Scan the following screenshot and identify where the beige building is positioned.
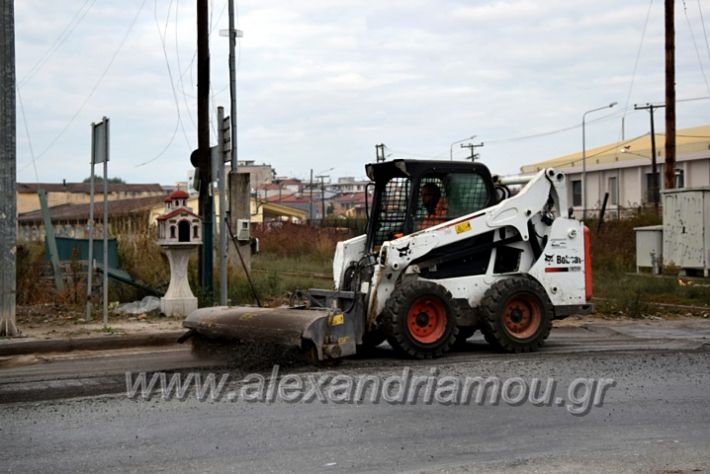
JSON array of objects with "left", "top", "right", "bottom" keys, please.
[
  {"left": 521, "top": 124, "right": 710, "bottom": 218},
  {"left": 18, "top": 195, "right": 165, "bottom": 241},
  {"left": 148, "top": 195, "right": 306, "bottom": 226},
  {"left": 16, "top": 182, "right": 164, "bottom": 215}
]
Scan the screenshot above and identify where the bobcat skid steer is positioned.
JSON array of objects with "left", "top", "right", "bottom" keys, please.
[{"left": 183, "top": 159, "right": 592, "bottom": 360}]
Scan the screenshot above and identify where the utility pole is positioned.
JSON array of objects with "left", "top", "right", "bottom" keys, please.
[
  {"left": 197, "top": 0, "right": 213, "bottom": 301},
  {"left": 634, "top": 103, "right": 664, "bottom": 214},
  {"left": 664, "top": 0, "right": 676, "bottom": 190},
  {"left": 217, "top": 107, "right": 229, "bottom": 306},
  {"left": 460, "top": 141, "right": 484, "bottom": 161},
  {"left": 0, "top": 0, "right": 18, "bottom": 336},
  {"left": 316, "top": 175, "right": 329, "bottom": 221},
  {"left": 227, "top": 0, "right": 239, "bottom": 171},
  {"left": 309, "top": 169, "right": 314, "bottom": 222}
]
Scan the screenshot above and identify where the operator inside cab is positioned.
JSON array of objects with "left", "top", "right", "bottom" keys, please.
[{"left": 418, "top": 182, "right": 447, "bottom": 229}]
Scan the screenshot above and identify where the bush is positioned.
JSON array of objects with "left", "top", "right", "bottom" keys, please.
[
  {"left": 586, "top": 209, "right": 661, "bottom": 274},
  {"left": 252, "top": 223, "right": 352, "bottom": 261},
  {"left": 16, "top": 242, "right": 54, "bottom": 304}
]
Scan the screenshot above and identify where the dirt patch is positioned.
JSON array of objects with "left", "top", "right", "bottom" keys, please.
[
  {"left": 12, "top": 304, "right": 183, "bottom": 340},
  {"left": 553, "top": 313, "right": 709, "bottom": 328}
]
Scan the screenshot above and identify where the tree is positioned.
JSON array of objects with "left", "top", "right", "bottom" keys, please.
[{"left": 83, "top": 176, "right": 126, "bottom": 184}]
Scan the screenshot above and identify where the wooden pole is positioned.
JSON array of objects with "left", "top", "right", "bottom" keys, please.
[{"left": 664, "top": 0, "right": 676, "bottom": 190}]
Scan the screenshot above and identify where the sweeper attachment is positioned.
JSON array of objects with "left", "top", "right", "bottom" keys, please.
[{"left": 182, "top": 159, "right": 592, "bottom": 360}]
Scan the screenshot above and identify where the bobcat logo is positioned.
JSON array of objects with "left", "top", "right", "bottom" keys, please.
[{"left": 544, "top": 254, "right": 554, "bottom": 263}]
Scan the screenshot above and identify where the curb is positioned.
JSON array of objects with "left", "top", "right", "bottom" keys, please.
[{"left": 0, "top": 330, "right": 187, "bottom": 356}]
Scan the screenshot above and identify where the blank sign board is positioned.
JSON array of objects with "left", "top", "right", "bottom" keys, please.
[{"left": 92, "top": 118, "right": 110, "bottom": 164}]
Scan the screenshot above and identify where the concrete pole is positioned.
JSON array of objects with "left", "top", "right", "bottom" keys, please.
[
  {"left": 0, "top": 0, "right": 18, "bottom": 337},
  {"left": 228, "top": 170, "right": 251, "bottom": 274}
]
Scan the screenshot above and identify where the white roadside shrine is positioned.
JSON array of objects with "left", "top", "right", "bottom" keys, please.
[{"left": 156, "top": 190, "right": 201, "bottom": 317}]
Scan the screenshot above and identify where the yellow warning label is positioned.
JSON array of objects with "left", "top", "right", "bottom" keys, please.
[
  {"left": 337, "top": 336, "right": 349, "bottom": 345},
  {"left": 329, "top": 313, "right": 345, "bottom": 326},
  {"left": 455, "top": 221, "right": 472, "bottom": 234}
]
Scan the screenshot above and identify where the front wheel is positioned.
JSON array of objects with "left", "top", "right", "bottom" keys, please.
[
  {"left": 383, "top": 280, "right": 458, "bottom": 359},
  {"left": 480, "top": 277, "right": 553, "bottom": 353}
]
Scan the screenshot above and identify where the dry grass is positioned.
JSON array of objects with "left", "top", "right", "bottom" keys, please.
[
  {"left": 19, "top": 215, "right": 708, "bottom": 317},
  {"left": 252, "top": 222, "right": 351, "bottom": 261},
  {"left": 587, "top": 209, "right": 661, "bottom": 274},
  {"left": 586, "top": 211, "right": 710, "bottom": 316}
]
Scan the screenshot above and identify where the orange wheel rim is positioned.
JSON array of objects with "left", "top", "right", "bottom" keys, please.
[
  {"left": 502, "top": 295, "right": 541, "bottom": 339},
  {"left": 406, "top": 296, "right": 447, "bottom": 344}
]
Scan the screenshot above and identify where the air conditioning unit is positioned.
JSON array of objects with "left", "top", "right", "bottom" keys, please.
[{"left": 236, "top": 219, "right": 250, "bottom": 241}]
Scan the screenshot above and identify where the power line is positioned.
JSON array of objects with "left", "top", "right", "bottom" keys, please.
[
  {"left": 698, "top": 0, "right": 710, "bottom": 65},
  {"left": 153, "top": 0, "right": 193, "bottom": 152},
  {"left": 19, "top": 0, "right": 97, "bottom": 87},
  {"left": 485, "top": 109, "right": 626, "bottom": 145},
  {"left": 134, "top": 117, "right": 181, "bottom": 167},
  {"left": 175, "top": 0, "right": 197, "bottom": 131},
  {"left": 16, "top": 88, "right": 40, "bottom": 183},
  {"left": 682, "top": 0, "right": 710, "bottom": 94},
  {"left": 485, "top": 96, "right": 710, "bottom": 147},
  {"left": 620, "top": 0, "right": 655, "bottom": 140},
  {"left": 19, "top": 0, "right": 148, "bottom": 172},
  {"left": 530, "top": 133, "right": 650, "bottom": 171}
]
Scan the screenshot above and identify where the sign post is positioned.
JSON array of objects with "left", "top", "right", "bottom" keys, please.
[{"left": 89, "top": 117, "right": 110, "bottom": 327}]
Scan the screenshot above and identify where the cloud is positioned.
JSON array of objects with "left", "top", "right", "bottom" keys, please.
[{"left": 13, "top": 0, "right": 710, "bottom": 185}]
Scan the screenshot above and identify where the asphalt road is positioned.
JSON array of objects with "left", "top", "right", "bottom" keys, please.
[{"left": 1, "top": 320, "right": 710, "bottom": 473}]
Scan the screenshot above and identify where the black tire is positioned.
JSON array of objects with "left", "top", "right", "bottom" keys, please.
[
  {"left": 480, "top": 276, "right": 553, "bottom": 353},
  {"left": 383, "top": 279, "right": 459, "bottom": 359}
]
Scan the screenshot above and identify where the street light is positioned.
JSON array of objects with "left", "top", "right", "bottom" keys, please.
[
  {"left": 450, "top": 135, "right": 476, "bottom": 161},
  {"left": 582, "top": 102, "right": 617, "bottom": 219}
]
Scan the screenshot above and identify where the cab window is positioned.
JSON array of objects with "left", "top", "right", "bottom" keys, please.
[{"left": 414, "top": 172, "right": 490, "bottom": 230}]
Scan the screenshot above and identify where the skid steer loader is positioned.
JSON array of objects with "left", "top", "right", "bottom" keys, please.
[{"left": 183, "top": 159, "right": 592, "bottom": 360}]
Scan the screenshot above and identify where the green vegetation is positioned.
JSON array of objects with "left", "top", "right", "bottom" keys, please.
[{"left": 82, "top": 176, "right": 126, "bottom": 184}]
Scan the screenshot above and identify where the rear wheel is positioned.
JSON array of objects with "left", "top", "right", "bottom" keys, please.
[
  {"left": 480, "top": 277, "right": 552, "bottom": 353},
  {"left": 383, "top": 280, "right": 458, "bottom": 359}
]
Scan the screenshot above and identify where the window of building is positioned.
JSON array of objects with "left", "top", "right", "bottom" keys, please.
[
  {"left": 608, "top": 177, "right": 618, "bottom": 205},
  {"left": 572, "top": 180, "right": 582, "bottom": 207}
]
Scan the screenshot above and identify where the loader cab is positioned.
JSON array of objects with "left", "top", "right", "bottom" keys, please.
[{"left": 365, "top": 159, "right": 496, "bottom": 252}]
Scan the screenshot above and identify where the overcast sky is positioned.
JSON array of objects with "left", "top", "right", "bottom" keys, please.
[{"left": 14, "top": 0, "right": 710, "bottom": 185}]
